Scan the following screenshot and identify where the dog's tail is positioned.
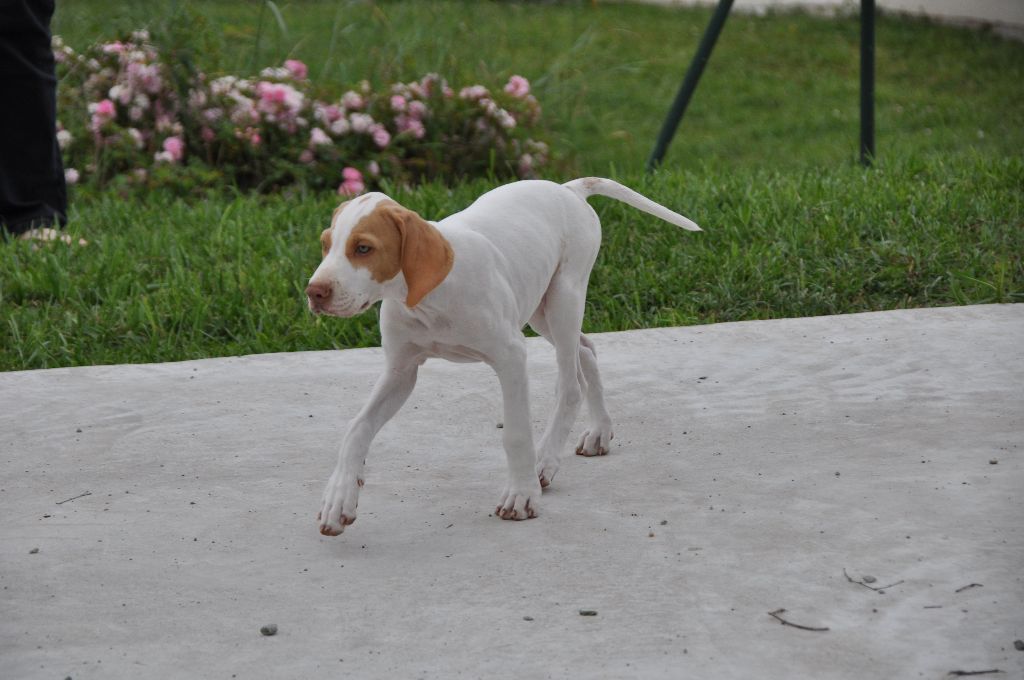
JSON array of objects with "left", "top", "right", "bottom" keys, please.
[{"left": 562, "top": 177, "right": 701, "bottom": 232}]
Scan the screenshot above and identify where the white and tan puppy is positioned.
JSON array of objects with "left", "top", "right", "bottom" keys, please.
[{"left": 307, "top": 178, "right": 700, "bottom": 535}]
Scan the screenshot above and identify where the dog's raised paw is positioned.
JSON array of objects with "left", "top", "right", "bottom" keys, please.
[
  {"left": 536, "top": 457, "right": 559, "bottom": 489},
  {"left": 318, "top": 476, "right": 360, "bottom": 536}
]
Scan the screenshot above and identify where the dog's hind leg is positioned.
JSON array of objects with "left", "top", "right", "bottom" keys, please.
[
  {"left": 574, "top": 333, "right": 614, "bottom": 457},
  {"left": 529, "top": 275, "right": 591, "bottom": 487},
  {"left": 529, "top": 315, "right": 615, "bottom": 487}
]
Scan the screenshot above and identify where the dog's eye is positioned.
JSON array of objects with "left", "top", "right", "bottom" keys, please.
[{"left": 354, "top": 244, "right": 372, "bottom": 256}]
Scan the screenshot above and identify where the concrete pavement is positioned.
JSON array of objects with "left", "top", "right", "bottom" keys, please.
[{"left": 2, "top": 304, "right": 1022, "bottom": 679}]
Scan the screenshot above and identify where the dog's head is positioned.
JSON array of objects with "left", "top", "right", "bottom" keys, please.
[{"left": 305, "top": 193, "right": 454, "bottom": 317}]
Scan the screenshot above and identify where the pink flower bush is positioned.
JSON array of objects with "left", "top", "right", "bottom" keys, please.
[{"left": 54, "top": 31, "right": 550, "bottom": 193}]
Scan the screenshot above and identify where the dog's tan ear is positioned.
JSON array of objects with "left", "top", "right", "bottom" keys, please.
[{"left": 390, "top": 206, "right": 454, "bottom": 308}]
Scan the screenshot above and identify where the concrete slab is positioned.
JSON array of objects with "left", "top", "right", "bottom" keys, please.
[{"left": 2, "top": 305, "right": 1022, "bottom": 679}]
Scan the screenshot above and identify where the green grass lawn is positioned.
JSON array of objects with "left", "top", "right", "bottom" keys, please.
[
  {"left": 2, "top": 1, "right": 1022, "bottom": 370},
  {"left": 4, "top": 156, "right": 1020, "bottom": 369}
]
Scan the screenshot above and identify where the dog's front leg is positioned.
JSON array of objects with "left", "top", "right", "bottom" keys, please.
[
  {"left": 491, "top": 340, "right": 542, "bottom": 520},
  {"left": 318, "top": 360, "right": 419, "bottom": 536}
]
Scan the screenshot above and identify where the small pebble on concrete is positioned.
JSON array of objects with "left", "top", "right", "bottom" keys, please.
[
  {"left": 29, "top": 548, "right": 39, "bottom": 554},
  {"left": 1013, "top": 639, "right": 1024, "bottom": 651},
  {"left": 260, "top": 624, "right": 278, "bottom": 636},
  {"left": 863, "top": 575, "right": 877, "bottom": 584},
  {"left": 579, "top": 610, "right": 598, "bottom": 616}
]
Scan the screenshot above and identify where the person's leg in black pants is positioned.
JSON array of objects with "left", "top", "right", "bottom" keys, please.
[{"left": 0, "top": 0, "right": 68, "bottom": 239}]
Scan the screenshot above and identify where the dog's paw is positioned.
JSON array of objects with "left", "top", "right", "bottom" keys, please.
[
  {"left": 536, "top": 456, "right": 559, "bottom": 489},
  {"left": 495, "top": 483, "right": 541, "bottom": 520},
  {"left": 317, "top": 475, "right": 362, "bottom": 536},
  {"left": 575, "top": 425, "right": 613, "bottom": 457}
]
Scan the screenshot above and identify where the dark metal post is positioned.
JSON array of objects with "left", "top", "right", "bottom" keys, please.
[
  {"left": 646, "top": 0, "right": 734, "bottom": 172},
  {"left": 860, "top": 0, "right": 875, "bottom": 165}
]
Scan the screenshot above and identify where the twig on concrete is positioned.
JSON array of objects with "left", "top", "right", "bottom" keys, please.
[
  {"left": 947, "top": 670, "right": 1003, "bottom": 677},
  {"left": 767, "top": 609, "right": 829, "bottom": 632},
  {"left": 56, "top": 491, "right": 92, "bottom": 505},
  {"left": 954, "top": 583, "right": 983, "bottom": 593},
  {"left": 843, "top": 568, "right": 904, "bottom": 592}
]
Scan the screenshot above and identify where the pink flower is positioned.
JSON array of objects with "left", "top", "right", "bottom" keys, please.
[
  {"left": 201, "top": 126, "right": 216, "bottom": 143},
  {"left": 504, "top": 75, "right": 530, "bottom": 98},
  {"left": 88, "top": 99, "right": 116, "bottom": 132},
  {"left": 459, "top": 85, "right": 488, "bottom": 101},
  {"left": 126, "top": 62, "right": 162, "bottom": 95},
  {"left": 128, "top": 128, "right": 144, "bottom": 149},
  {"left": 407, "top": 100, "right": 428, "bottom": 119},
  {"left": 257, "top": 82, "right": 287, "bottom": 104},
  {"left": 371, "top": 125, "right": 391, "bottom": 148},
  {"left": 338, "top": 167, "right": 365, "bottom": 196},
  {"left": 64, "top": 168, "right": 80, "bottom": 185},
  {"left": 497, "top": 109, "right": 516, "bottom": 130},
  {"left": 284, "top": 59, "right": 308, "bottom": 80},
  {"left": 349, "top": 113, "right": 374, "bottom": 134},
  {"left": 518, "top": 153, "right": 534, "bottom": 177},
  {"left": 109, "top": 84, "right": 132, "bottom": 105},
  {"left": 390, "top": 95, "right": 407, "bottom": 112},
  {"left": 255, "top": 81, "right": 305, "bottom": 131},
  {"left": 162, "top": 136, "right": 184, "bottom": 162},
  {"left": 155, "top": 114, "right": 175, "bottom": 133},
  {"left": 101, "top": 41, "right": 125, "bottom": 54},
  {"left": 342, "top": 91, "right": 364, "bottom": 110},
  {"left": 309, "top": 127, "right": 332, "bottom": 146},
  {"left": 317, "top": 104, "right": 342, "bottom": 123},
  {"left": 419, "top": 73, "right": 442, "bottom": 96},
  {"left": 329, "top": 117, "right": 350, "bottom": 136},
  {"left": 299, "top": 149, "right": 314, "bottom": 164},
  {"left": 396, "top": 115, "right": 425, "bottom": 139}
]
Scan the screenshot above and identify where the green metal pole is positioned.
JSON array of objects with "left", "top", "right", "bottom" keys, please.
[
  {"left": 860, "top": 0, "right": 875, "bottom": 165},
  {"left": 646, "top": 0, "right": 734, "bottom": 172}
]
